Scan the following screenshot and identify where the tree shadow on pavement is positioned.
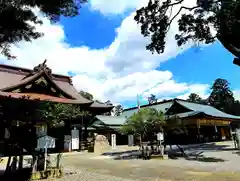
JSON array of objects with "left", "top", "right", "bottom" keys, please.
[
  {"left": 233, "top": 151, "right": 240, "bottom": 156},
  {"left": 185, "top": 143, "right": 232, "bottom": 151},
  {"left": 186, "top": 156, "right": 225, "bottom": 162},
  {"left": 101, "top": 150, "right": 139, "bottom": 157},
  {"left": 0, "top": 168, "right": 32, "bottom": 181}
]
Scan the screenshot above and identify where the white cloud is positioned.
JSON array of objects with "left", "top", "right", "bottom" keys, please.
[
  {"left": 0, "top": 6, "right": 209, "bottom": 106},
  {"left": 90, "top": 0, "right": 197, "bottom": 16},
  {"left": 233, "top": 90, "right": 240, "bottom": 101},
  {"left": 176, "top": 84, "right": 210, "bottom": 100},
  {"left": 89, "top": 0, "right": 147, "bottom": 15}
]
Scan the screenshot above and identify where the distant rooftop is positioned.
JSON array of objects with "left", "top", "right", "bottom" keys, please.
[{"left": 122, "top": 98, "right": 240, "bottom": 120}]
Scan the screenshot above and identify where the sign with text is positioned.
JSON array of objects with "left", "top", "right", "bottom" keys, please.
[
  {"left": 128, "top": 135, "right": 134, "bottom": 146},
  {"left": 197, "top": 119, "right": 230, "bottom": 126},
  {"left": 111, "top": 134, "right": 116, "bottom": 149},
  {"left": 157, "top": 132, "right": 164, "bottom": 141},
  {"left": 37, "top": 135, "right": 56, "bottom": 149}
]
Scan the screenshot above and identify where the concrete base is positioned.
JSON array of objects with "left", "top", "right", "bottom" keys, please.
[
  {"left": 151, "top": 154, "right": 168, "bottom": 160},
  {"left": 30, "top": 168, "right": 63, "bottom": 180}
]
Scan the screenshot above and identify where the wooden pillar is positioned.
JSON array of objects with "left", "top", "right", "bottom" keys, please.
[{"left": 196, "top": 119, "right": 201, "bottom": 143}]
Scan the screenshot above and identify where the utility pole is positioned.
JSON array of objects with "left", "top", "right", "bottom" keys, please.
[
  {"left": 136, "top": 81, "right": 164, "bottom": 111},
  {"left": 137, "top": 94, "right": 140, "bottom": 112}
]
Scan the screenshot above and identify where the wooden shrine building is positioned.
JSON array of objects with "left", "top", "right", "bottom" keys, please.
[
  {"left": 0, "top": 61, "right": 113, "bottom": 154},
  {"left": 122, "top": 99, "right": 240, "bottom": 144}
]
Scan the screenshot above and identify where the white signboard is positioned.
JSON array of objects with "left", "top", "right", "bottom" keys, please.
[
  {"left": 157, "top": 132, "right": 164, "bottom": 141},
  {"left": 37, "top": 135, "right": 56, "bottom": 149},
  {"left": 128, "top": 135, "right": 134, "bottom": 146},
  {"left": 71, "top": 128, "right": 79, "bottom": 150},
  {"left": 64, "top": 135, "right": 71, "bottom": 151},
  {"left": 111, "top": 134, "right": 116, "bottom": 149}
]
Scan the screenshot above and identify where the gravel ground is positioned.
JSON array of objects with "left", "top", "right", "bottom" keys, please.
[
  {"left": 52, "top": 166, "right": 240, "bottom": 181},
  {"left": 59, "top": 153, "right": 240, "bottom": 181},
  {"left": 56, "top": 167, "right": 137, "bottom": 181},
  {"left": 2, "top": 141, "right": 240, "bottom": 180},
  {"left": 57, "top": 141, "right": 240, "bottom": 181}
]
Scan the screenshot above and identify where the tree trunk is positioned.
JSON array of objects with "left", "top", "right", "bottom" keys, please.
[
  {"left": 5, "top": 156, "right": 12, "bottom": 174},
  {"left": 176, "top": 144, "right": 187, "bottom": 157},
  {"left": 10, "top": 156, "right": 17, "bottom": 172},
  {"left": 32, "top": 155, "right": 38, "bottom": 173},
  {"left": 56, "top": 153, "right": 62, "bottom": 169},
  {"left": 18, "top": 155, "right": 23, "bottom": 169}
]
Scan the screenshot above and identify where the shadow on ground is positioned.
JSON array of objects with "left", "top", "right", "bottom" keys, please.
[
  {"left": 101, "top": 142, "right": 233, "bottom": 161},
  {"left": 233, "top": 151, "right": 240, "bottom": 156},
  {"left": 101, "top": 150, "right": 139, "bottom": 156},
  {"left": 185, "top": 143, "right": 234, "bottom": 152},
  {"left": 186, "top": 156, "right": 225, "bottom": 162},
  {"left": 0, "top": 168, "right": 32, "bottom": 181}
]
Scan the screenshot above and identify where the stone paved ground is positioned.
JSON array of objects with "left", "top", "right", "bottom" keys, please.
[
  {"left": 2, "top": 141, "right": 240, "bottom": 181},
  {"left": 56, "top": 141, "right": 240, "bottom": 181},
  {"left": 59, "top": 152, "right": 240, "bottom": 180}
]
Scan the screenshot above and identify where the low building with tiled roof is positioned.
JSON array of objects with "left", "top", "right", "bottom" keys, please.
[{"left": 122, "top": 98, "right": 240, "bottom": 144}]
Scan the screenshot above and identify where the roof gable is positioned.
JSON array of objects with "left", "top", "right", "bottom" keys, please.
[
  {"left": 1, "top": 70, "right": 77, "bottom": 99},
  {"left": 165, "top": 101, "right": 192, "bottom": 115},
  {"left": 175, "top": 99, "right": 240, "bottom": 120},
  {"left": 122, "top": 98, "right": 240, "bottom": 120},
  {"left": 0, "top": 61, "right": 92, "bottom": 105},
  {"left": 94, "top": 115, "right": 126, "bottom": 125},
  {"left": 122, "top": 100, "right": 173, "bottom": 118}
]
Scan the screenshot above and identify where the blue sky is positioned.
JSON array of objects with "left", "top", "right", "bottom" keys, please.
[
  {"left": 3, "top": 1, "right": 240, "bottom": 108},
  {"left": 61, "top": 4, "right": 239, "bottom": 107}
]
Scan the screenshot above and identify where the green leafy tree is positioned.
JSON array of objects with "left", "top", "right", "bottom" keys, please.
[
  {"left": 147, "top": 94, "right": 158, "bottom": 104},
  {"left": 0, "top": 0, "right": 87, "bottom": 59},
  {"left": 79, "top": 90, "right": 93, "bottom": 101},
  {"left": 207, "top": 78, "right": 235, "bottom": 112},
  {"left": 113, "top": 104, "right": 124, "bottom": 116},
  {"left": 134, "top": 0, "right": 240, "bottom": 60},
  {"left": 105, "top": 100, "right": 113, "bottom": 106},
  {"left": 39, "top": 103, "right": 90, "bottom": 127},
  {"left": 224, "top": 100, "right": 240, "bottom": 116},
  {"left": 120, "top": 108, "right": 165, "bottom": 142},
  {"left": 187, "top": 93, "right": 202, "bottom": 103},
  {"left": 104, "top": 100, "right": 113, "bottom": 115}
]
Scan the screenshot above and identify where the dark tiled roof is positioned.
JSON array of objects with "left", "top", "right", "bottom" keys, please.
[
  {"left": 0, "top": 63, "right": 115, "bottom": 110},
  {"left": 95, "top": 115, "right": 126, "bottom": 125},
  {"left": 123, "top": 98, "right": 240, "bottom": 120},
  {"left": 0, "top": 63, "right": 92, "bottom": 105},
  {"left": 175, "top": 99, "right": 240, "bottom": 120},
  {"left": 90, "top": 115, "right": 126, "bottom": 130},
  {"left": 0, "top": 92, "right": 91, "bottom": 104},
  {"left": 90, "top": 101, "right": 114, "bottom": 109},
  {"left": 122, "top": 100, "right": 173, "bottom": 118}
]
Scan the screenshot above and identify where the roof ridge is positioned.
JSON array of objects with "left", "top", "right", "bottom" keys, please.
[
  {"left": 123, "top": 99, "right": 174, "bottom": 111},
  {"left": 0, "top": 63, "right": 72, "bottom": 83}
]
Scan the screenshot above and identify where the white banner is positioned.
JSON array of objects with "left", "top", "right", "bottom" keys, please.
[
  {"left": 157, "top": 132, "right": 164, "bottom": 141},
  {"left": 71, "top": 128, "right": 79, "bottom": 150},
  {"left": 111, "top": 134, "right": 116, "bottom": 149},
  {"left": 128, "top": 135, "right": 134, "bottom": 146}
]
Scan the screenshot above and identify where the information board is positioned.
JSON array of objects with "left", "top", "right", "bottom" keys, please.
[
  {"left": 157, "top": 132, "right": 164, "bottom": 141},
  {"left": 37, "top": 135, "right": 55, "bottom": 149},
  {"left": 128, "top": 135, "right": 134, "bottom": 146}
]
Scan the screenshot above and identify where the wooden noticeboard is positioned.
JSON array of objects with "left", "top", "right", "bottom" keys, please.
[{"left": 197, "top": 119, "right": 230, "bottom": 126}]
